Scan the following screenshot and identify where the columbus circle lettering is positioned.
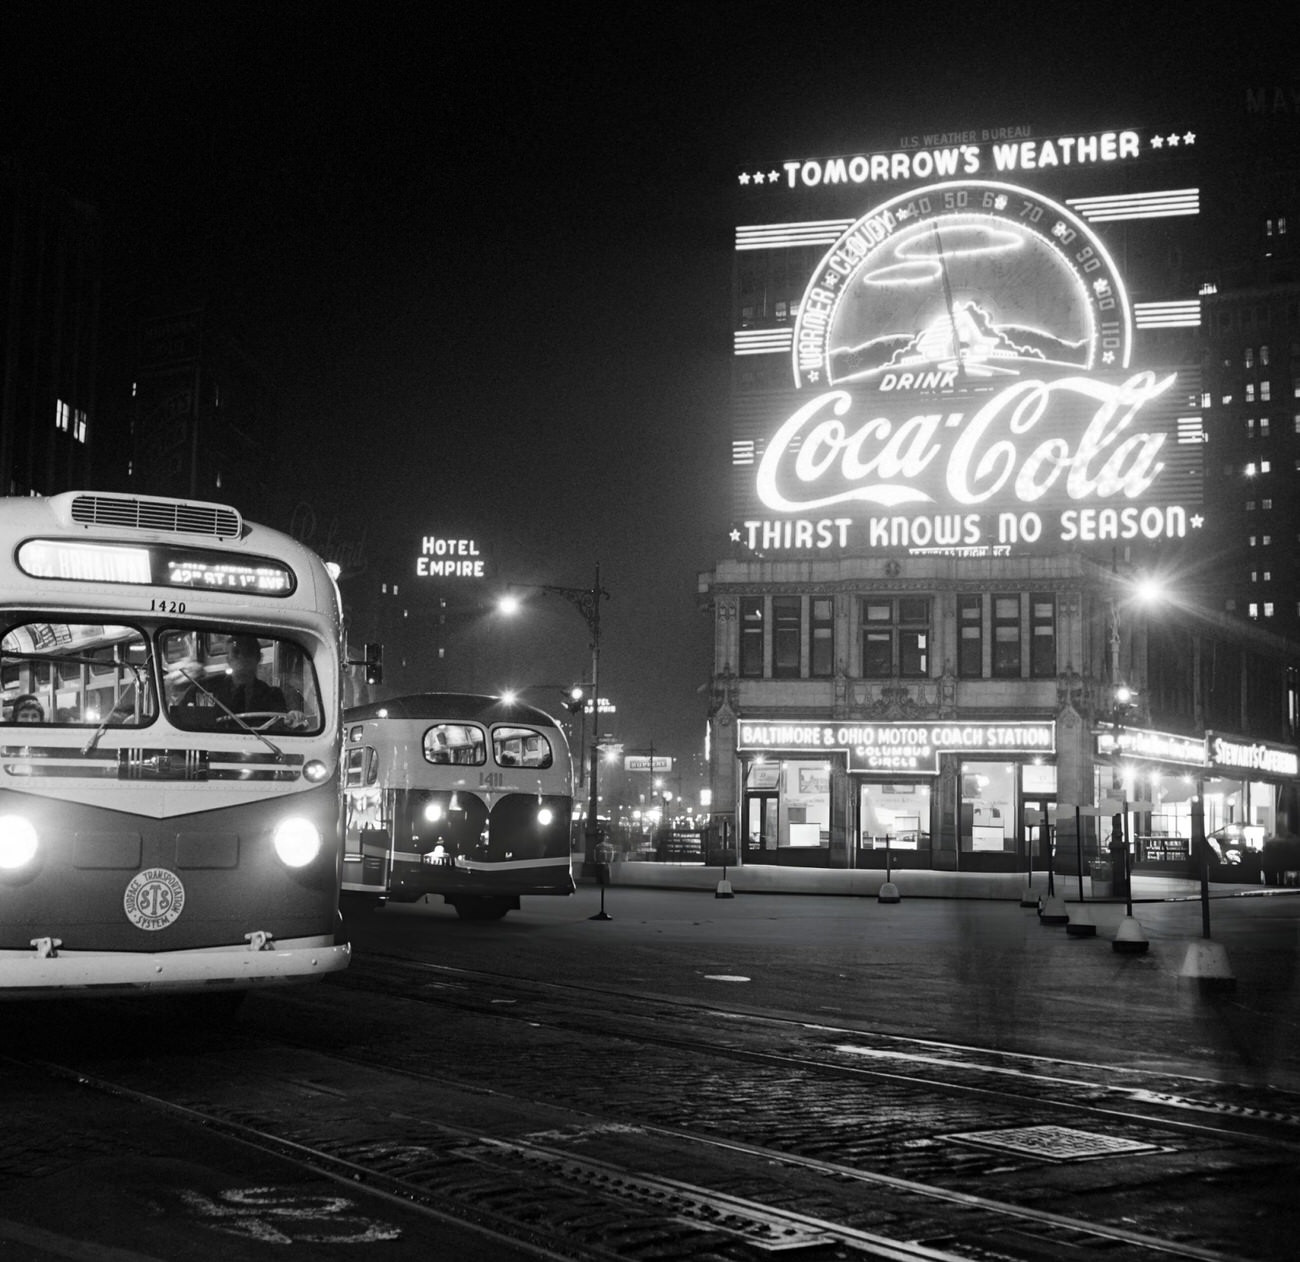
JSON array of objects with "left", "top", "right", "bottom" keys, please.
[{"left": 123, "top": 867, "right": 186, "bottom": 931}]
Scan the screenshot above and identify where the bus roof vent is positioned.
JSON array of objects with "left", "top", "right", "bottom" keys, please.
[{"left": 67, "top": 493, "right": 243, "bottom": 540}]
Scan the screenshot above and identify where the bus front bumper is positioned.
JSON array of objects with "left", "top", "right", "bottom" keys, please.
[{"left": 0, "top": 935, "right": 351, "bottom": 998}]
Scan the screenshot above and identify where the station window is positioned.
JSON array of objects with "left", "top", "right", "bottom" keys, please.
[
  {"left": 860, "top": 597, "right": 930, "bottom": 678},
  {"left": 1029, "top": 593, "right": 1056, "bottom": 678},
  {"left": 772, "top": 596, "right": 801, "bottom": 678},
  {"left": 739, "top": 597, "right": 764, "bottom": 677},
  {"left": 958, "top": 594, "right": 983, "bottom": 678},
  {"left": 810, "top": 597, "right": 834, "bottom": 677},
  {"left": 992, "top": 594, "right": 1022, "bottom": 678}
]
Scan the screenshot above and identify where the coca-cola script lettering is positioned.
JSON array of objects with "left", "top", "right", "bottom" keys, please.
[{"left": 755, "top": 371, "right": 1176, "bottom": 513}]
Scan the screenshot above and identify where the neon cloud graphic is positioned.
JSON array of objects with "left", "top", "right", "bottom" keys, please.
[{"left": 793, "top": 180, "right": 1133, "bottom": 390}]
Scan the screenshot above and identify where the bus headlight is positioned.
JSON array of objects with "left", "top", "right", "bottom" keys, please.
[
  {"left": 423, "top": 801, "right": 444, "bottom": 823},
  {"left": 537, "top": 806, "right": 554, "bottom": 827},
  {"left": 273, "top": 817, "right": 321, "bottom": 868},
  {"left": 0, "top": 815, "right": 39, "bottom": 870}
]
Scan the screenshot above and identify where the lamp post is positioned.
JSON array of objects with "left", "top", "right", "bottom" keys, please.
[{"left": 504, "top": 565, "right": 609, "bottom": 870}]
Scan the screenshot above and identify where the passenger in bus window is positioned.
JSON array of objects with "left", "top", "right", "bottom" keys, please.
[
  {"left": 10, "top": 694, "right": 44, "bottom": 723},
  {"left": 428, "top": 729, "right": 452, "bottom": 763}
]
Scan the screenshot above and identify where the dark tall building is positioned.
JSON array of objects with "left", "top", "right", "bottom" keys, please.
[
  {"left": 0, "top": 160, "right": 100, "bottom": 497},
  {"left": 1195, "top": 86, "right": 1300, "bottom": 639},
  {"left": 127, "top": 308, "right": 274, "bottom": 522}
]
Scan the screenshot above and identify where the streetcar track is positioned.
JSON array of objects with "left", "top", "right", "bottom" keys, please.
[
  {"left": 5, "top": 954, "right": 1291, "bottom": 1261},
  {"left": 332, "top": 952, "right": 1300, "bottom": 1150},
  {"left": 8, "top": 1046, "right": 1244, "bottom": 1262}
]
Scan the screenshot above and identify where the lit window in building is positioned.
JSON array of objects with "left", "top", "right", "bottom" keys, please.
[
  {"left": 1250, "top": 535, "right": 1257, "bottom": 547},
  {"left": 772, "top": 596, "right": 801, "bottom": 679},
  {"left": 1263, "top": 498, "right": 1273, "bottom": 509},
  {"left": 860, "top": 597, "right": 930, "bottom": 678},
  {"left": 1252, "top": 571, "right": 1258, "bottom": 583},
  {"left": 1029, "top": 593, "right": 1056, "bottom": 679},
  {"left": 810, "top": 598, "right": 834, "bottom": 678},
  {"left": 1250, "top": 603, "right": 1259, "bottom": 619},
  {"left": 1222, "top": 392, "right": 1233, "bottom": 404},
  {"left": 1262, "top": 382, "right": 1271, "bottom": 401},
  {"left": 1245, "top": 347, "right": 1255, "bottom": 368},
  {"left": 739, "top": 597, "right": 764, "bottom": 678},
  {"left": 958, "top": 594, "right": 983, "bottom": 678},
  {"left": 1201, "top": 391, "right": 1213, "bottom": 407},
  {"left": 1263, "top": 534, "right": 1272, "bottom": 546},
  {"left": 1261, "top": 460, "right": 1272, "bottom": 473},
  {"left": 992, "top": 594, "right": 1021, "bottom": 678},
  {"left": 1247, "top": 417, "right": 1255, "bottom": 436},
  {"left": 1246, "top": 384, "right": 1256, "bottom": 403},
  {"left": 1246, "top": 462, "right": 1257, "bottom": 476},
  {"left": 774, "top": 301, "right": 788, "bottom": 321},
  {"left": 54, "top": 398, "right": 88, "bottom": 443},
  {"left": 1265, "top": 603, "right": 1275, "bottom": 617},
  {"left": 1260, "top": 417, "right": 1270, "bottom": 437},
  {"left": 1246, "top": 500, "right": 1257, "bottom": 511},
  {"left": 1261, "top": 345, "right": 1271, "bottom": 366}
]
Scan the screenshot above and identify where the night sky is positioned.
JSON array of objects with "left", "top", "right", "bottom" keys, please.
[{"left": 4, "top": 2, "right": 1296, "bottom": 766}]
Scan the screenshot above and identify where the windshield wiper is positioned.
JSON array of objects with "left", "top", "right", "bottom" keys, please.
[
  {"left": 81, "top": 661, "right": 148, "bottom": 756},
  {"left": 176, "top": 668, "right": 283, "bottom": 757}
]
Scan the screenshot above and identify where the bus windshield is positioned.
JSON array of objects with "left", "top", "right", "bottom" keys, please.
[
  {"left": 1, "top": 621, "right": 323, "bottom": 735},
  {"left": 2, "top": 622, "right": 155, "bottom": 727},
  {"left": 162, "top": 629, "right": 322, "bottom": 734}
]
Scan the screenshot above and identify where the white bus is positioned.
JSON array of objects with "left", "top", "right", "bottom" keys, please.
[
  {"left": 0, "top": 491, "right": 356, "bottom": 1005},
  {"left": 343, "top": 693, "right": 575, "bottom": 919}
]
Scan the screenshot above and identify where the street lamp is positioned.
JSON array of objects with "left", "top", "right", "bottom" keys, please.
[{"left": 500, "top": 565, "right": 609, "bottom": 869}]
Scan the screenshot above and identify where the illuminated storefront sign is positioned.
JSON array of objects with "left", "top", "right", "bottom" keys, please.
[
  {"left": 738, "top": 719, "right": 1055, "bottom": 775},
  {"left": 731, "top": 129, "right": 1204, "bottom": 560},
  {"left": 1206, "top": 732, "right": 1299, "bottom": 778},
  {"left": 1095, "top": 725, "right": 1205, "bottom": 767},
  {"left": 415, "top": 536, "right": 488, "bottom": 579}
]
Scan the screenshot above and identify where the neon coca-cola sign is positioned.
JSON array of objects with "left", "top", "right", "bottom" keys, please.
[{"left": 732, "top": 175, "right": 1204, "bottom": 558}]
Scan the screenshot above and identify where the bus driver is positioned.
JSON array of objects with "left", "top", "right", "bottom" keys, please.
[{"left": 175, "top": 633, "right": 306, "bottom": 729}]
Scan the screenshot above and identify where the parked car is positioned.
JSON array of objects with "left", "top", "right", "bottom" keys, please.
[{"left": 1262, "top": 836, "right": 1300, "bottom": 886}]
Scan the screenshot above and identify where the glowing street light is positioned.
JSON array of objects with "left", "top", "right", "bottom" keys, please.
[{"left": 498, "top": 565, "right": 609, "bottom": 870}]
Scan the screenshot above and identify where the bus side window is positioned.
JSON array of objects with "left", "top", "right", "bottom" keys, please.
[{"left": 344, "top": 747, "right": 368, "bottom": 787}]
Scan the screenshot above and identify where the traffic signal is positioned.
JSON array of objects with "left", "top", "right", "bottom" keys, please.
[{"left": 564, "top": 685, "right": 585, "bottom": 714}]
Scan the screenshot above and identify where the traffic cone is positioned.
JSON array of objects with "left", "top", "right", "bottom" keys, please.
[
  {"left": 877, "top": 880, "right": 901, "bottom": 904},
  {"left": 1039, "top": 894, "right": 1069, "bottom": 925},
  {"left": 1178, "top": 939, "right": 1235, "bottom": 992},
  {"left": 1065, "top": 902, "right": 1097, "bottom": 937},
  {"left": 1112, "top": 915, "right": 1149, "bottom": 953}
]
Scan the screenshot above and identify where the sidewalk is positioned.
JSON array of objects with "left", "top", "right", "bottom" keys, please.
[{"left": 599, "top": 860, "right": 1278, "bottom": 902}]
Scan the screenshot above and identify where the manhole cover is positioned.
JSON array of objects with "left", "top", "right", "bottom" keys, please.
[{"left": 945, "top": 1124, "right": 1163, "bottom": 1162}]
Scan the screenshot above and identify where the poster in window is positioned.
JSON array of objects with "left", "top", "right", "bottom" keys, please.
[{"left": 798, "top": 767, "right": 829, "bottom": 795}]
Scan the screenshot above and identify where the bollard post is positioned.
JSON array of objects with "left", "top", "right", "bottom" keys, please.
[
  {"left": 590, "top": 839, "right": 613, "bottom": 921},
  {"left": 1178, "top": 781, "right": 1235, "bottom": 990},
  {"left": 877, "top": 833, "right": 900, "bottom": 904}
]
